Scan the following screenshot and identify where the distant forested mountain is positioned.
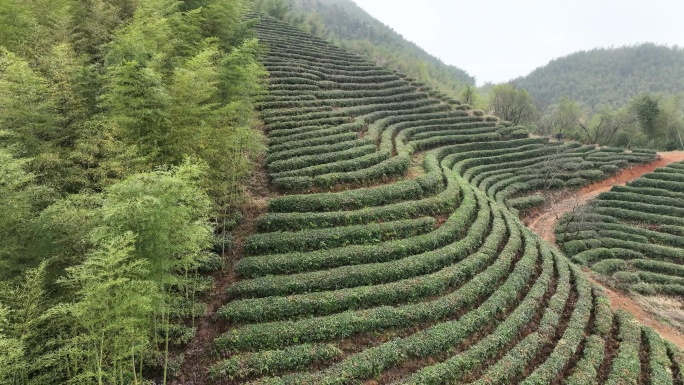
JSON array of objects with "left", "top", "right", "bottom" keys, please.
[
  {"left": 515, "top": 43, "right": 684, "bottom": 109},
  {"left": 256, "top": 0, "right": 475, "bottom": 94}
]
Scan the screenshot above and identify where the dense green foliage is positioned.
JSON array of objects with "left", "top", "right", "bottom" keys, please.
[
  {"left": 515, "top": 43, "right": 684, "bottom": 109},
  {"left": 488, "top": 83, "right": 538, "bottom": 125},
  {"left": 0, "top": 0, "right": 264, "bottom": 383}
]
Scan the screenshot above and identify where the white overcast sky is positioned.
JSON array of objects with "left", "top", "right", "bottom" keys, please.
[{"left": 352, "top": 0, "right": 684, "bottom": 85}]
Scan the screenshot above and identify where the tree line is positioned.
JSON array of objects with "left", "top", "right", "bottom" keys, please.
[
  {"left": 0, "top": 0, "right": 264, "bottom": 383},
  {"left": 498, "top": 43, "right": 684, "bottom": 149},
  {"left": 465, "top": 83, "right": 684, "bottom": 150}
]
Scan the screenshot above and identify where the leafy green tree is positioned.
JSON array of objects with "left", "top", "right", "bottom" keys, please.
[
  {"left": 99, "top": 60, "right": 170, "bottom": 168},
  {"left": 96, "top": 161, "right": 213, "bottom": 381},
  {"left": 536, "top": 97, "right": 582, "bottom": 138},
  {"left": 32, "top": 193, "right": 102, "bottom": 277},
  {"left": 104, "top": 0, "right": 177, "bottom": 71},
  {"left": 256, "top": 0, "right": 292, "bottom": 21},
  {"left": 166, "top": 38, "right": 265, "bottom": 207},
  {"left": 626, "top": 93, "right": 684, "bottom": 149},
  {"left": 167, "top": 46, "right": 224, "bottom": 166},
  {"left": 42, "top": 44, "right": 91, "bottom": 145},
  {"left": 193, "top": 0, "right": 253, "bottom": 48},
  {"left": 0, "top": 0, "right": 264, "bottom": 382},
  {"left": 54, "top": 233, "right": 156, "bottom": 385},
  {"left": 96, "top": 161, "right": 212, "bottom": 284},
  {"left": 613, "top": 122, "right": 649, "bottom": 149},
  {"left": 0, "top": 49, "right": 60, "bottom": 158},
  {"left": 488, "top": 83, "right": 538, "bottom": 125},
  {"left": 0, "top": 151, "right": 57, "bottom": 277},
  {"left": 0, "top": 261, "right": 50, "bottom": 383},
  {"left": 0, "top": 153, "right": 35, "bottom": 276},
  {"left": 0, "top": 0, "right": 73, "bottom": 62},
  {"left": 219, "top": 38, "right": 267, "bottom": 104},
  {"left": 214, "top": 39, "right": 266, "bottom": 209},
  {"left": 98, "top": 0, "right": 266, "bottom": 187},
  {"left": 654, "top": 94, "right": 684, "bottom": 150},
  {"left": 0, "top": 304, "right": 24, "bottom": 384},
  {"left": 71, "top": 0, "right": 130, "bottom": 62},
  {"left": 460, "top": 84, "right": 477, "bottom": 106},
  {"left": 0, "top": 0, "right": 37, "bottom": 54},
  {"left": 631, "top": 94, "right": 661, "bottom": 139},
  {"left": 577, "top": 106, "right": 634, "bottom": 145}
]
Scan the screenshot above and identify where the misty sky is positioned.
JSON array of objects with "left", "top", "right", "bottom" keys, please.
[{"left": 352, "top": 0, "right": 684, "bottom": 85}]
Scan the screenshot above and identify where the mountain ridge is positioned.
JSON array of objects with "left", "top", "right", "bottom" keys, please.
[{"left": 514, "top": 43, "right": 684, "bottom": 108}]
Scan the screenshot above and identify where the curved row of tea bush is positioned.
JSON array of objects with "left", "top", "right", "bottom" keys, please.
[
  {"left": 256, "top": 13, "right": 505, "bottom": 192},
  {"left": 557, "top": 160, "right": 684, "bottom": 296},
  {"left": 201, "top": 14, "right": 684, "bottom": 385}
]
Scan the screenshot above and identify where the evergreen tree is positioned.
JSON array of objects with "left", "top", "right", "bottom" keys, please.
[
  {"left": 0, "top": 151, "right": 56, "bottom": 277},
  {"left": 0, "top": 304, "right": 24, "bottom": 384},
  {"left": 99, "top": 60, "right": 170, "bottom": 167},
  {"left": 0, "top": 49, "right": 60, "bottom": 158},
  {"left": 53, "top": 233, "right": 155, "bottom": 384},
  {"left": 631, "top": 94, "right": 661, "bottom": 139}
]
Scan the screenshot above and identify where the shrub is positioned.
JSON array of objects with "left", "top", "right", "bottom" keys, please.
[
  {"left": 244, "top": 216, "right": 436, "bottom": 255},
  {"left": 209, "top": 344, "right": 342, "bottom": 381},
  {"left": 591, "top": 259, "right": 627, "bottom": 275}
]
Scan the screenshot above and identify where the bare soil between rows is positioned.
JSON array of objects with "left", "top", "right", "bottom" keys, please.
[{"left": 523, "top": 151, "right": 684, "bottom": 350}]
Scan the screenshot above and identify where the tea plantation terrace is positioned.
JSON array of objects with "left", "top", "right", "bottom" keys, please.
[{"left": 206, "top": 14, "right": 679, "bottom": 384}]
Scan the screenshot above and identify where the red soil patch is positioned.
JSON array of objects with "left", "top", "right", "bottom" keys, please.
[
  {"left": 586, "top": 272, "right": 684, "bottom": 350},
  {"left": 526, "top": 151, "right": 684, "bottom": 245},
  {"left": 578, "top": 150, "right": 684, "bottom": 196},
  {"left": 523, "top": 151, "right": 684, "bottom": 350}
]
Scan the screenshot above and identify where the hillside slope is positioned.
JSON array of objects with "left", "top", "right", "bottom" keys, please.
[
  {"left": 515, "top": 43, "right": 684, "bottom": 109},
  {"left": 192, "top": 15, "right": 684, "bottom": 385},
  {"left": 288, "top": 0, "right": 475, "bottom": 93}
]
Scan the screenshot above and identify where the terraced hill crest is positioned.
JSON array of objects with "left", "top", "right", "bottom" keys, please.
[{"left": 177, "top": 14, "right": 684, "bottom": 385}]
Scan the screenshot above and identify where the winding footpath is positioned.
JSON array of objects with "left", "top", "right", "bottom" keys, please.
[{"left": 524, "top": 150, "right": 684, "bottom": 349}]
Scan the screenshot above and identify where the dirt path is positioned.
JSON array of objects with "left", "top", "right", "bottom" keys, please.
[
  {"left": 171, "top": 199, "right": 267, "bottom": 385},
  {"left": 523, "top": 151, "right": 684, "bottom": 350},
  {"left": 585, "top": 272, "right": 684, "bottom": 349},
  {"left": 526, "top": 151, "right": 684, "bottom": 245},
  {"left": 172, "top": 150, "right": 272, "bottom": 385}
]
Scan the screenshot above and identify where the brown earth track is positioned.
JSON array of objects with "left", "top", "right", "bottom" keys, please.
[
  {"left": 668, "top": 346, "right": 684, "bottom": 385},
  {"left": 171, "top": 153, "right": 271, "bottom": 385},
  {"left": 522, "top": 151, "right": 684, "bottom": 351},
  {"left": 596, "top": 314, "right": 620, "bottom": 383},
  {"left": 525, "top": 151, "right": 684, "bottom": 246},
  {"left": 640, "top": 328, "right": 652, "bottom": 385}
]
